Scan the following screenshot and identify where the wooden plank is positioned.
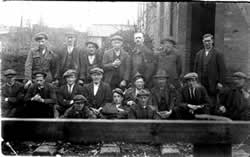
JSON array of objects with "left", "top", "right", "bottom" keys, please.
[{"left": 2, "top": 118, "right": 250, "bottom": 145}]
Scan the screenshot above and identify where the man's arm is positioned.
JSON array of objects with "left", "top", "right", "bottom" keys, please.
[
  {"left": 24, "top": 50, "right": 33, "bottom": 81},
  {"left": 102, "top": 51, "right": 114, "bottom": 71},
  {"left": 43, "top": 86, "right": 57, "bottom": 104},
  {"left": 216, "top": 52, "right": 226, "bottom": 85}
]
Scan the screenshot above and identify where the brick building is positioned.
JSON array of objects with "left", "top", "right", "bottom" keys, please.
[{"left": 137, "top": 2, "right": 250, "bottom": 78}]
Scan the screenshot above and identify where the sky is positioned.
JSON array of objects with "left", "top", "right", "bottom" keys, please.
[{"left": 0, "top": 1, "right": 139, "bottom": 32}]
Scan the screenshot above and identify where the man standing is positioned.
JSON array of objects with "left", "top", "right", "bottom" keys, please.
[
  {"left": 55, "top": 32, "right": 81, "bottom": 86},
  {"left": 2, "top": 69, "right": 24, "bottom": 117},
  {"left": 131, "top": 32, "right": 156, "bottom": 88},
  {"left": 24, "top": 71, "right": 57, "bottom": 118},
  {"left": 80, "top": 41, "right": 102, "bottom": 84},
  {"left": 218, "top": 72, "right": 250, "bottom": 120},
  {"left": 102, "top": 35, "right": 130, "bottom": 89},
  {"left": 194, "top": 34, "right": 226, "bottom": 111},
  {"left": 24, "top": 32, "right": 57, "bottom": 88},
  {"left": 156, "top": 36, "right": 182, "bottom": 88},
  {"left": 83, "top": 67, "right": 112, "bottom": 115}
]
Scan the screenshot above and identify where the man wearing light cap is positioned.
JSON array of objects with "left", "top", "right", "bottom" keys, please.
[
  {"left": 218, "top": 72, "right": 250, "bottom": 120},
  {"left": 24, "top": 71, "right": 57, "bottom": 118},
  {"left": 175, "top": 72, "right": 211, "bottom": 119},
  {"left": 54, "top": 32, "right": 82, "bottom": 86},
  {"left": 24, "top": 32, "right": 57, "bottom": 88},
  {"left": 102, "top": 34, "right": 131, "bottom": 90},
  {"left": 55, "top": 69, "right": 85, "bottom": 118},
  {"left": 83, "top": 67, "right": 112, "bottom": 116},
  {"left": 2, "top": 69, "right": 25, "bottom": 117}
]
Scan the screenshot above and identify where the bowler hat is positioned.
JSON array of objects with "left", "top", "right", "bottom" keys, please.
[
  {"left": 73, "top": 95, "right": 87, "bottom": 103},
  {"left": 85, "top": 41, "right": 99, "bottom": 49},
  {"left": 4, "top": 69, "right": 17, "bottom": 77},
  {"left": 137, "top": 89, "right": 150, "bottom": 97},
  {"left": 232, "top": 72, "right": 248, "bottom": 79},
  {"left": 112, "top": 88, "right": 124, "bottom": 97},
  {"left": 154, "top": 70, "right": 169, "bottom": 78},
  {"left": 160, "top": 36, "right": 176, "bottom": 45},
  {"left": 111, "top": 35, "right": 123, "bottom": 41},
  {"left": 90, "top": 67, "right": 104, "bottom": 75},
  {"left": 34, "top": 32, "right": 48, "bottom": 41},
  {"left": 63, "top": 69, "right": 77, "bottom": 78},
  {"left": 184, "top": 72, "right": 198, "bottom": 80},
  {"left": 33, "top": 71, "right": 47, "bottom": 78}
]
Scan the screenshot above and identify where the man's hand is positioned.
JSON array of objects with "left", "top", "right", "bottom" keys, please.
[
  {"left": 31, "top": 94, "right": 41, "bottom": 101},
  {"left": 158, "top": 110, "right": 172, "bottom": 119},
  {"left": 217, "top": 83, "right": 223, "bottom": 90},
  {"left": 69, "top": 100, "right": 74, "bottom": 105},
  {"left": 120, "top": 80, "right": 127, "bottom": 87},
  {"left": 78, "top": 80, "right": 84, "bottom": 86},
  {"left": 52, "top": 80, "right": 59, "bottom": 87},
  {"left": 219, "top": 105, "right": 226, "bottom": 113},
  {"left": 112, "top": 59, "right": 121, "bottom": 68},
  {"left": 24, "top": 80, "right": 32, "bottom": 89},
  {"left": 127, "top": 100, "right": 135, "bottom": 106}
]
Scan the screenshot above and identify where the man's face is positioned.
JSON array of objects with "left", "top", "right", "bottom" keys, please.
[
  {"left": 203, "top": 36, "right": 213, "bottom": 50},
  {"left": 87, "top": 44, "right": 96, "bottom": 55},
  {"left": 6, "top": 76, "right": 15, "bottom": 84},
  {"left": 35, "top": 76, "right": 45, "bottom": 87},
  {"left": 37, "top": 38, "right": 47, "bottom": 49},
  {"left": 134, "top": 33, "right": 144, "bottom": 46},
  {"left": 66, "top": 75, "right": 76, "bottom": 85},
  {"left": 161, "top": 40, "right": 174, "bottom": 53},
  {"left": 134, "top": 78, "right": 144, "bottom": 90},
  {"left": 74, "top": 102, "right": 85, "bottom": 111},
  {"left": 111, "top": 40, "right": 123, "bottom": 49},
  {"left": 156, "top": 77, "right": 167, "bottom": 87},
  {"left": 91, "top": 73, "right": 103, "bottom": 83},
  {"left": 233, "top": 77, "right": 246, "bottom": 88},
  {"left": 66, "top": 36, "right": 76, "bottom": 47},
  {"left": 187, "top": 78, "right": 197, "bottom": 87},
  {"left": 113, "top": 93, "right": 123, "bottom": 105},
  {"left": 138, "top": 95, "right": 149, "bottom": 107}
]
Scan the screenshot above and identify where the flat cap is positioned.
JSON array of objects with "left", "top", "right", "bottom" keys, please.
[
  {"left": 33, "top": 71, "right": 47, "bottom": 78},
  {"left": 154, "top": 70, "right": 169, "bottom": 78},
  {"left": 63, "top": 69, "right": 77, "bottom": 78},
  {"left": 133, "top": 72, "right": 144, "bottom": 81},
  {"left": 232, "top": 72, "right": 248, "bottom": 79},
  {"left": 90, "top": 67, "right": 104, "bottom": 75},
  {"left": 137, "top": 89, "right": 150, "bottom": 97},
  {"left": 111, "top": 35, "right": 123, "bottom": 41},
  {"left": 4, "top": 69, "right": 17, "bottom": 76},
  {"left": 160, "top": 36, "right": 176, "bottom": 45},
  {"left": 65, "top": 32, "right": 76, "bottom": 38},
  {"left": 184, "top": 72, "right": 198, "bottom": 80},
  {"left": 85, "top": 41, "right": 99, "bottom": 49},
  {"left": 112, "top": 88, "right": 124, "bottom": 97},
  {"left": 73, "top": 95, "right": 88, "bottom": 103},
  {"left": 34, "top": 32, "right": 48, "bottom": 41}
]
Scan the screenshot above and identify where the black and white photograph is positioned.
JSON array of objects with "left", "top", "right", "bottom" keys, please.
[{"left": 0, "top": 1, "right": 250, "bottom": 156}]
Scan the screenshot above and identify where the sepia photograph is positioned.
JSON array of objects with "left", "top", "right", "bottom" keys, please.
[{"left": 0, "top": 1, "right": 250, "bottom": 156}]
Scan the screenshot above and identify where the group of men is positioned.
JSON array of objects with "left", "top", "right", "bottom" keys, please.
[{"left": 2, "top": 31, "right": 250, "bottom": 120}]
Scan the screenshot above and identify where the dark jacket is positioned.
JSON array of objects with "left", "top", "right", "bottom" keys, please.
[
  {"left": 62, "top": 105, "right": 96, "bottom": 118},
  {"left": 128, "top": 103, "right": 160, "bottom": 119},
  {"left": 83, "top": 81, "right": 112, "bottom": 109},
  {"left": 101, "top": 102, "right": 130, "bottom": 119},
  {"left": 219, "top": 87, "right": 250, "bottom": 120},
  {"left": 25, "top": 47, "right": 57, "bottom": 82},
  {"left": 57, "top": 84, "right": 84, "bottom": 109},
  {"left": 102, "top": 48, "right": 131, "bottom": 83},
  {"left": 2, "top": 81, "right": 24, "bottom": 117},
  {"left": 194, "top": 48, "right": 226, "bottom": 95},
  {"left": 131, "top": 45, "right": 156, "bottom": 84},
  {"left": 55, "top": 46, "right": 81, "bottom": 80},
  {"left": 79, "top": 52, "right": 103, "bottom": 83}
]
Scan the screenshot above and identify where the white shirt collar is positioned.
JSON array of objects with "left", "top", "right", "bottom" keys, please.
[
  {"left": 93, "top": 83, "right": 100, "bottom": 96},
  {"left": 88, "top": 55, "right": 96, "bottom": 64},
  {"left": 67, "top": 46, "right": 74, "bottom": 54}
]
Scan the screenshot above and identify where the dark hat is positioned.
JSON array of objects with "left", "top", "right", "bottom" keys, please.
[
  {"left": 112, "top": 88, "right": 124, "bottom": 97},
  {"left": 203, "top": 33, "right": 214, "bottom": 39},
  {"left": 160, "top": 36, "right": 176, "bottom": 45},
  {"left": 33, "top": 71, "right": 47, "bottom": 78},
  {"left": 63, "top": 69, "right": 77, "bottom": 78},
  {"left": 137, "top": 89, "right": 150, "bottom": 97},
  {"left": 184, "top": 72, "right": 198, "bottom": 80},
  {"left": 111, "top": 35, "right": 123, "bottom": 42},
  {"left": 90, "top": 67, "right": 104, "bottom": 75},
  {"left": 85, "top": 41, "right": 99, "bottom": 49},
  {"left": 154, "top": 70, "right": 169, "bottom": 78},
  {"left": 73, "top": 95, "right": 87, "bottom": 103},
  {"left": 65, "top": 32, "right": 76, "bottom": 38},
  {"left": 232, "top": 72, "right": 248, "bottom": 79},
  {"left": 133, "top": 72, "right": 144, "bottom": 82},
  {"left": 34, "top": 32, "right": 48, "bottom": 41},
  {"left": 4, "top": 69, "right": 17, "bottom": 77}
]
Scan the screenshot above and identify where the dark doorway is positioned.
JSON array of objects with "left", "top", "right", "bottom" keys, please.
[{"left": 190, "top": 2, "right": 216, "bottom": 71}]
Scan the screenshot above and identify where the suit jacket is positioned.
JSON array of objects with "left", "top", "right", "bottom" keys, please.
[
  {"left": 128, "top": 103, "right": 160, "bottom": 119},
  {"left": 62, "top": 105, "right": 96, "bottom": 119},
  {"left": 194, "top": 48, "right": 226, "bottom": 95},
  {"left": 2, "top": 81, "right": 24, "bottom": 107},
  {"left": 102, "top": 48, "right": 131, "bottom": 83},
  {"left": 79, "top": 52, "right": 103, "bottom": 82},
  {"left": 24, "top": 83, "right": 57, "bottom": 104},
  {"left": 55, "top": 46, "right": 81, "bottom": 80},
  {"left": 101, "top": 102, "right": 130, "bottom": 119},
  {"left": 83, "top": 81, "right": 112, "bottom": 109},
  {"left": 57, "top": 84, "right": 84, "bottom": 108}
]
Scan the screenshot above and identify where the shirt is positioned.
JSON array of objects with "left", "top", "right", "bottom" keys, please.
[
  {"left": 88, "top": 55, "right": 96, "bottom": 65},
  {"left": 114, "top": 49, "right": 121, "bottom": 57},
  {"left": 67, "top": 84, "right": 75, "bottom": 94},
  {"left": 205, "top": 50, "right": 209, "bottom": 56},
  {"left": 67, "top": 46, "right": 74, "bottom": 54},
  {"left": 93, "top": 83, "right": 100, "bottom": 96}
]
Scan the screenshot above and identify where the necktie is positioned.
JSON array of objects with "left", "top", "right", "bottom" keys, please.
[{"left": 68, "top": 85, "right": 72, "bottom": 94}]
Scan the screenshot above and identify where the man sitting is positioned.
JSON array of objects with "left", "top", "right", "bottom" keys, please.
[
  {"left": 61, "top": 95, "right": 96, "bottom": 118},
  {"left": 101, "top": 88, "right": 130, "bottom": 119},
  {"left": 55, "top": 69, "right": 84, "bottom": 118},
  {"left": 24, "top": 71, "right": 57, "bottom": 118},
  {"left": 175, "top": 72, "right": 211, "bottom": 120},
  {"left": 128, "top": 89, "right": 159, "bottom": 119},
  {"left": 2, "top": 69, "right": 24, "bottom": 117}
]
